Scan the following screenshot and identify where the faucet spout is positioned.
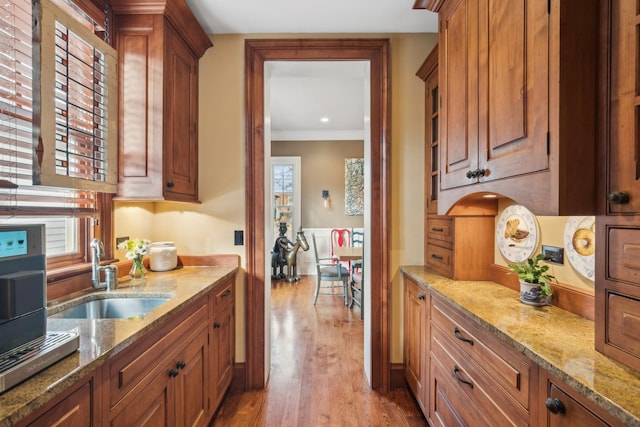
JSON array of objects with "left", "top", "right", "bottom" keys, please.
[{"left": 91, "top": 239, "right": 118, "bottom": 290}]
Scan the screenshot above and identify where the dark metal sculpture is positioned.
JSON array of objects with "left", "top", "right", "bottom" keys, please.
[{"left": 271, "top": 222, "right": 291, "bottom": 280}]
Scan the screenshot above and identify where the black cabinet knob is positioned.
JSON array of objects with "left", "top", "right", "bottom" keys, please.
[
  {"left": 545, "top": 397, "right": 566, "bottom": 414},
  {"left": 214, "top": 322, "right": 221, "bottom": 329},
  {"left": 418, "top": 294, "right": 426, "bottom": 300},
  {"left": 176, "top": 360, "right": 186, "bottom": 369},
  {"left": 466, "top": 170, "right": 476, "bottom": 179},
  {"left": 476, "top": 168, "right": 486, "bottom": 177},
  {"left": 166, "top": 182, "right": 175, "bottom": 188},
  {"left": 168, "top": 368, "right": 179, "bottom": 378},
  {"left": 608, "top": 191, "right": 630, "bottom": 204}
]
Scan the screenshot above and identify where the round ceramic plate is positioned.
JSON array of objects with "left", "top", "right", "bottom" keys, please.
[
  {"left": 564, "top": 216, "right": 595, "bottom": 280},
  {"left": 496, "top": 205, "right": 539, "bottom": 262}
]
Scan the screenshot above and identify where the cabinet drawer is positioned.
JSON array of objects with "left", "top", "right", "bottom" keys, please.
[
  {"left": 431, "top": 326, "right": 528, "bottom": 427},
  {"left": 427, "top": 217, "right": 453, "bottom": 248},
  {"left": 426, "top": 244, "right": 453, "bottom": 277},
  {"left": 109, "top": 301, "right": 208, "bottom": 408},
  {"left": 608, "top": 227, "right": 640, "bottom": 285},
  {"left": 607, "top": 293, "right": 640, "bottom": 358},
  {"left": 214, "top": 279, "right": 234, "bottom": 309},
  {"left": 431, "top": 297, "right": 531, "bottom": 410}
]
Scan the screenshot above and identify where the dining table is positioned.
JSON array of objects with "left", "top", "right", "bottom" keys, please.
[{"left": 333, "top": 246, "right": 363, "bottom": 261}]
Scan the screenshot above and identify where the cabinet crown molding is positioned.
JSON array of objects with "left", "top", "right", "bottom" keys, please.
[{"left": 111, "top": 0, "right": 212, "bottom": 57}]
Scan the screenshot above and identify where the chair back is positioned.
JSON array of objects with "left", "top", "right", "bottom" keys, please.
[
  {"left": 311, "top": 233, "right": 322, "bottom": 275},
  {"left": 330, "top": 228, "right": 351, "bottom": 257},
  {"left": 351, "top": 229, "right": 364, "bottom": 247}
]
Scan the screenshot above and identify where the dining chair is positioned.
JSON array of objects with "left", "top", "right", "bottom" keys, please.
[
  {"left": 350, "top": 229, "right": 364, "bottom": 274},
  {"left": 330, "top": 228, "right": 351, "bottom": 270},
  {"left": 350, "top": 259, "right": 363, "bottom": 319},
  {"left": 311, "top": 233, "right": 349, "bottom": 305}
]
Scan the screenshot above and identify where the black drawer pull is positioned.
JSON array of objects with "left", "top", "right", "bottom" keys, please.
[
  {"left": 220, "top": 289, "right": 232, "bottom": 298},
  {"left": 608, "top": 191, "right": 630, "bottom": 204},
  {"left": 418, "top": 294, "right": 426, "bottom": 301},
  {"left": 454, "top": 327, "right": 474, "bottom": 345},
  {"left": 431, "top": 254, "right": 443, "bottom": 260},
  {"left": 452, "top": 366, "right": 473, "bottom": 388},
  {"left": 545, "top": 398, "right": 566, "bottom": 415},
  {"left": 431, "top": 227, "right": 444, "bottom": 232}
]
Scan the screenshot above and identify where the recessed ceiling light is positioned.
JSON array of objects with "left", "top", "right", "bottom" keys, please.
[{"left": 320, "top": 117, "right": 330, "bottom": 123}]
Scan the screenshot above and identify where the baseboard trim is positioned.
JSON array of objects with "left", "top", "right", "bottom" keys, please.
[
  {"left": 490, "top": 264, "right": 594, "bottom": 320},
  {"left": 390, "top": 363, "right": 407, "bottom": 389},
  {"left": 233, "top": 362, "right": 246, "bottom": 390}
]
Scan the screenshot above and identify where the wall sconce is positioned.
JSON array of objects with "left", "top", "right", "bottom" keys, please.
[{"left": 322, "top": 190, "right": 330, "bottom": 208}]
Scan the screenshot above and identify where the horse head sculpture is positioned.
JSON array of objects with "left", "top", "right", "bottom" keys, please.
[{"left": 283, "top": 230, "right": 309, "bottom": 282}]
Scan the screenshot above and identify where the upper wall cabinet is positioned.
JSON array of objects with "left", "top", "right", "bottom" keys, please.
[
  {"left": 430, "top": 0, "right": 598, "bottom": 216},
  {"left": 111, "top": 0, "right": 212, "bottom": 202}
]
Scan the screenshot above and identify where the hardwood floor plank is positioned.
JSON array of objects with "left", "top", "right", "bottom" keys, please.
[{"left": 211, "top": 275, "right": 426, "bottom": 426}]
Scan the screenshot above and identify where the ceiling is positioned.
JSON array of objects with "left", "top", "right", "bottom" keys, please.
[{"left": 184, "top": 0, "right": 438, "bottom": 141}]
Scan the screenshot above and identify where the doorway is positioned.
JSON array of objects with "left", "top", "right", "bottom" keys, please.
[{"left": 244, "top": 38, "right": 390, "bottom": 390}]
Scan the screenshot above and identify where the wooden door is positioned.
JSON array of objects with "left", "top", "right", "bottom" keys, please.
[
  {"left": 175, "top": 329, "right": 209, "bottom": 427},
  {"left": 164, "top": 24, "right": 199, "bottom": 201},
  {"left": 211, "top": 302, "right": 235, "bottom": 410},
  {"left": 544, "top": 384, "right": 609, "bottom": 426},
  {"left": 404, "top": 278, "right": 428, "bottom": 413},
  {"left": 477, "top": 0, "right": 549, "bottom": 182},
  {"left": 606, "top": 0, "right": 640, "bottom": 214},
  {"left": 439, "top": 0, "right": 479, "bottom": 190},
  {"left": 110, "top": 365, "right": 174, "bottom": 427}
]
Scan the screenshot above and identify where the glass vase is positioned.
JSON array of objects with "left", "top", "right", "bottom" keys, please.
[{"left": 129, "top": 259, "right": 147, "bottom": 280}]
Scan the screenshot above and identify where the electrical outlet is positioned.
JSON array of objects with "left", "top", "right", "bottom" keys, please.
[
  {"left": 116, "top": 236, "right": 129, "bottom": 246},
  {"left": 234, "top": 230, "right": 244, "bottom": 246},
  {"left": 542, "top": 245, "right": 564, "bottom": 264}
]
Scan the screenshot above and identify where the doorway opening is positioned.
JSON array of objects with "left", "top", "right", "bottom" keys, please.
[{"left": 244, "top": 38, "right": 390, "bottom": 390}]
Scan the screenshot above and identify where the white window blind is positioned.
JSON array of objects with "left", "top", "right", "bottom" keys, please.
[{"left": 0, "top": 0, "right": 114, "bottom": 217}]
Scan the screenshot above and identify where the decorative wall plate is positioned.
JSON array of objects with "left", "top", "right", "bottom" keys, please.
[
  {"left": 496, "top": 205, "right": 540, "bottom": 262},
  {"left": 563, "top": 216, "right": 595, "bottom": 280}
]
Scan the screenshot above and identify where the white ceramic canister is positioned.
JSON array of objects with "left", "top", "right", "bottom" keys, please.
[{"left": 149, "top": 242, "right": 178, "bottom": 271}]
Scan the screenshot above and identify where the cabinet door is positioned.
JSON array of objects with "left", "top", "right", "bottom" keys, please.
[
  {"left": 403, "top": 278, "right": 428, "bottom": 413},
  {"left": 606, "top": 0, "right": 640, "bottom": 214},
  {"left": 211, "top": 302, "right": 235, "bottom": 410},
  {"left": 175, "top": 328, "right": 209, "bottom": 427},
  {"left": 27, "top": 381, "right": 91, "bottom": 427},
  {"left": 439, "top": 0, "right": 479, "bottom": 190},
  {"left": 111, "top": 365, "right": 174, "bottom": 427},
  {"left": 164, "top": 25, "right": 199, "bottom": 201},
  {"left": 477, "top": 0, "right": 549, "bottom": 181}
]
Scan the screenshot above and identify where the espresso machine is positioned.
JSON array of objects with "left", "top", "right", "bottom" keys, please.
[{"left": 0, "top": 224, "right": 78, "bottom": 393}]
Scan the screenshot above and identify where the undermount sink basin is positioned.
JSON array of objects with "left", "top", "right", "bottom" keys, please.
[{"left": 49, "top": 296, "right": 172, "bottom": 319}]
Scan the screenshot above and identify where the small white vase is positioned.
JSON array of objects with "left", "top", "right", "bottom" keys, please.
[{"left": 519, "top": 280, "right": 549, "bottom": 306}]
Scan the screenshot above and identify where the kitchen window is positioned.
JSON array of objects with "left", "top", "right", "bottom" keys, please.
[{"left": 0, "top": 0, "right": 115, "bottom": 269}]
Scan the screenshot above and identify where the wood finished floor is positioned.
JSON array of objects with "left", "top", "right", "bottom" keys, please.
[{"left": 210, "top": 275, "right": 427, "bottom": 427}]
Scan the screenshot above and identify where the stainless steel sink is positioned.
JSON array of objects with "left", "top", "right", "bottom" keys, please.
[{"left": 49, "top": 296, "right": 172, "bottom": 319}]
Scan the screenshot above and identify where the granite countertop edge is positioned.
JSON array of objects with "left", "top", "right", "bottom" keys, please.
[
  {"left": 0, "top": 265, "right": 238, "bottom": 427},
  {"left": 400, "top": 265, "right": 640, "bottom": 427}
]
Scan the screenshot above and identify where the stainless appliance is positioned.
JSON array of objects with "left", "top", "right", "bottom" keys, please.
[{"left": 0, "top": 224, "right": 78, "bottom": 393}]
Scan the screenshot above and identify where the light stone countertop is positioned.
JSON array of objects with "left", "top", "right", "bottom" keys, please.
[
  {"left": 0, "top": 265, "right": 238, "bottom": 427},
  {"left": 401, "top": 265, "right": 640, "bottom": 427}
]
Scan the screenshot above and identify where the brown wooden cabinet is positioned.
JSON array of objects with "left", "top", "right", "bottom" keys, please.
[
  {"left": 431, "top": 0, "right": 598, "bottom": 216},
  {"left": 539, "top": 369, "right": 622, "bottom": 427},
  {"left": 425, "top": 215, "right": 494, "bottom": 279},
  {"left": 417, "top": 44, "right": 439, "bottom": 215},
  {"left": 429, "top": 294, "right": 536, "bottom": 426},
  {"left": 112, "top": 0, "right": 211, "bottom": 202},
  {"left": 595, "top": 0, "right": 640, "bottom": 373},
  {"left": 403, "top": 276, "right": 429, "bottom": 414},
  {"left": 209, "top": 277, "right": 235, "bottom": 411}
]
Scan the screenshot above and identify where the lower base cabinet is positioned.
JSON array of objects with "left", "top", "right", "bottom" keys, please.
[
  {"left": 402, "top": 272, "right": 625, "bottom": 427},
  {"left": 16, "top": 275, "right": 235, "bottom": 427}
]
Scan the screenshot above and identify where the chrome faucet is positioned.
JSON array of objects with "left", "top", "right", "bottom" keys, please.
[{"left": 90, "top": 238, "right": 118, "bottom": 290}]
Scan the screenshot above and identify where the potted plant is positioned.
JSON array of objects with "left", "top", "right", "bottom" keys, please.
[{"left": 508, "top": 253, "right": 555, "bottom": 306}]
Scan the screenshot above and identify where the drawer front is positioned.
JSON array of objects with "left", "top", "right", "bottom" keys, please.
[
  {"left": 214, "top": 279, "right": 234, "bottom": 309},
  {"left": 431, "top": 298, "right": 531, "bottom": 409},
  {"left": 608, "top": 292, "right": 640, "bottom": 357},
  {"left": 431, "top": 326, "right": 528, "bottom": 427},
  {"left": 427, "top": 217, "right": 454, "bottom": 249},
  {"left": 426, "top": 244, "right": 453, "bottom": 277},
  {"left": 608, "top": 227, "right": 640, "bottom": 285},
  {"left": 109, "top": 302, "right": 208, "bottom": 408}
]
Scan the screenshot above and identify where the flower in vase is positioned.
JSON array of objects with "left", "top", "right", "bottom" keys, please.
[{"left": 118, "top": 238, "right": 150, "bottom": 278}]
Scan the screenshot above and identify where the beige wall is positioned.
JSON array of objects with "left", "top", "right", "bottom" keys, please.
[
  {"left": 272, "top": 140, "right": 365, "bottom": 229},
  {"left": 114, "top": 32, "right": 436, "bottom": 365}
]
